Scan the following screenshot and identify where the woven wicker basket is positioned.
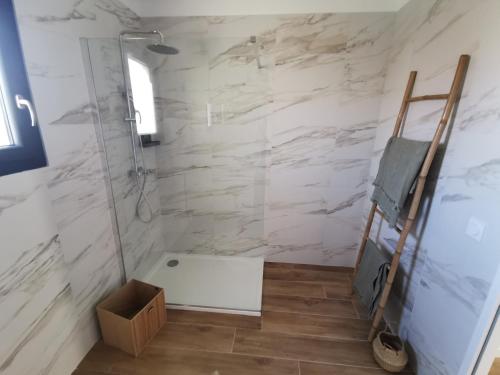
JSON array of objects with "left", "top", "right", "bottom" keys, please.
[{"left": 372, "top": 332, "right": 408, "bottom": 373}]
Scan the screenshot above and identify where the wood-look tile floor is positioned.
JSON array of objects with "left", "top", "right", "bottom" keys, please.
[
  {"left": 75, "top": 262, "right": 410, "bottom": 375},
  {"left": 490, "top": 358, "right": 500, "bottom": 375}
]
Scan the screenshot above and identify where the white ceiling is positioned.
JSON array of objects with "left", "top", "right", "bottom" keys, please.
[{"left": 121, "top": 0, "right": 411, "bottom": 17}]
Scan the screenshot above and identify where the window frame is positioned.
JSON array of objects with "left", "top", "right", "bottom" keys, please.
[
  {"left": 0, "top": 0, "right": 47, "bottom": 176},
  {"left": 127, "top": 55, "right": 158, "bottom": 136}
]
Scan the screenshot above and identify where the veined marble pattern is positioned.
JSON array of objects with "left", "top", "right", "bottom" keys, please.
[
  {"left": 0, "top": 170, "right": 72, "bottom": 375},
  {"left": 144, "top": 13, "right": 394, "bottom": 265},
  {"left": 2, "top": 3, "right": 498, "bottom": 375},
  {"left": 0, "top": 1, "right": 140, "bottom": 374},
  {"left": 364, "top": 0, "right": 500, "bottom": 374}
]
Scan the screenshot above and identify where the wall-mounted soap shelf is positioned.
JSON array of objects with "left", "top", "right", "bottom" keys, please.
[{"left": 140, "top": 135, "right": 161, "bottom": 148}]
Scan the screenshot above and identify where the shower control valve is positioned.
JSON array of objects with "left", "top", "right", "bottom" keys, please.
[{"left": 128, "top": 167, "right": 156, "bottom": 178}]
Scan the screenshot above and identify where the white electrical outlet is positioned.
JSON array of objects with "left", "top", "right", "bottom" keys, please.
[{"left": 465, "top": 216, "right": 486, "bottom": 242}]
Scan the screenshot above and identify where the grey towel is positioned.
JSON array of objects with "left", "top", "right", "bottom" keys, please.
[
  {"left": 369, "top": 262, "right": 390, "bottom": 316},
  {"left": 371, "top": 136, "right": 431, "bottom": 227},
  {"left": 353, "top": 239, "right": 391, "bottom": 316}
]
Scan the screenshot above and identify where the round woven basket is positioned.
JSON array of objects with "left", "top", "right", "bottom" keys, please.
[{"left": 372, "top": 332, "right": 408, "bottom": 373}]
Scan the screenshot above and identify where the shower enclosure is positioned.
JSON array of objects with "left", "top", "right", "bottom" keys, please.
[{"left": 82, "top": 33, "right": 269, "bottom": 315}]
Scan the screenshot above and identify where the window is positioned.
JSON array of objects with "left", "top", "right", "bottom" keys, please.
[
  {"left": 0, "top": 87, "right": 12, "bottom": 147},
  {"left": 0, "top": 0, "right": 47, "bottom": 176},
  {"left": 127, "top": 56, "right": 157, "bottom": 135}
]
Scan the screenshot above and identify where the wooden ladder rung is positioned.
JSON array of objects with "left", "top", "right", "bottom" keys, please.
[
  {"left": 374, "top": 207, "right": 402, "bottom": 233},
  {"left": 407, "top": 94, "right": 449, "bottom": 102}
]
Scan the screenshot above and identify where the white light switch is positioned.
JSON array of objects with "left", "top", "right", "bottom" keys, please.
[{"left": 465, "top": 216, "right": 486, "bottom": 242}]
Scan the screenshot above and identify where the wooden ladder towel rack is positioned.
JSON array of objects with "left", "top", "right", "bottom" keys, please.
[{"left": 352, "top": 54, "right": 470, "bottom": 342}]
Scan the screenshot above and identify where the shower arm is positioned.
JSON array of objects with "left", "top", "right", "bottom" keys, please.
[{"left": 119, "top": 30, "right": 164, "bottom": 44}]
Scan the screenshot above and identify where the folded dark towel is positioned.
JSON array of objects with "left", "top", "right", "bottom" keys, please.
[
  {"left": 371, "top": 136, "right": 431, "bottom": 227},
  {"left": 369, "top": 262, "right": 390, "bottom": 317}
]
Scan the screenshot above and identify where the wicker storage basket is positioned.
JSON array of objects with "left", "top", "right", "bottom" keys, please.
[{"left": 372, "top": 331, "right": 408, "bottom": 373}]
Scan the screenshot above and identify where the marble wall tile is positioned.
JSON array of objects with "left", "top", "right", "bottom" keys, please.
[
  {"left": 364, "top": 0, "right": 500, "bottom": 373},
  {"left": 4, "top": 3, "right": 495, "bottom": 375},
  {"left": 148, "top": 13, "right": 393, "bottom": 263},
  {"left": 0, "top": 170, "right": 70, "bottom": 374},
  {"left": 0, "top": 1, "right": 141, "bottom": 374},
  {"left": 42, "top": 123, "right": 123, "bottom": 312}
]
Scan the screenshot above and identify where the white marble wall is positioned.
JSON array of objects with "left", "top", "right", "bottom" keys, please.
[
  {"left": 365, "top": 0, "right": 500, "bottom": 373},
  {"left": 0, "top": 1, "right": 139, "bottom": 374},
  {"left": 2, "top": 2, "right": 498, "bottom": 374},
  {"left": 142, "top": 13, "right": 394, "bottom": 266}
]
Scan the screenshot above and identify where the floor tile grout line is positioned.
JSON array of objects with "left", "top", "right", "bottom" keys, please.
[
  {"left": 264, "top": 273, "right": 352, "bottom": 279},
  {"left": 264, "top": 263, "right": 354, "bottom": 272},
  {"left": 263, "top": 295, "right": 357, "bottom": 303},
  {"left": 264, "top": 269, "right": 353, "bottom": 274},
  {"left": 229, "top": 349, "right": 382, "bottom": 370},
  {"left": 263, "top": 293, "right": 358, "bottom": 303},
  {"left": 156, "top": 345, "right": 384, "bottom": 370},
  {"left": 230, "top": 328, "right": 237, "bottom": 353},
  {"left": 299, "top": 360, "right": 413, "bottom": 372},
  {"left": 264, "top": 280, "right": 353, "bottom": 284},
  {"left": 263, "top": 279, "right": 352, "bottom": 285},
  {"left": 261, "top": 330, "right": 370, "bottom": 343},
  {"left": 297, "top": 360, "right": 301, "bottom": 375},
  {"left": 166, "top": 321, "right": 240, "bottom": 327},
  {"left": 238, "top": 328, "right": 372, "bottom": 344},
  {"left": 164, "top": 319, "right": 259, "bottom": 330},
  {"left": 161, "top": 314, "right": 373, "bottom": 355},
  {"left": 152, "top": 324, "right": 372, "bottom": 351},
  {"left": 263, "top": 291, "right": 352, "bottom": 301},
  {"left": 262, "top": 309, "right": 359, "bottom": 320},
  {"left": 147, "top": 343, "right": 237, "bottom": 356},
  {"left": 80, "top": 343, "right": 389, "bottom": 374},
  {"left": 262, "top": 309, "right": 371, "bottom": 322},
  {"left": 264, "top": 279, "right": 352, "bottom": 284},
  {"left": 148, "top": 344, "right": 305, "bottom": 364},
  {"left": 264, "top": 270, "right": 353, "bottom": 275}
]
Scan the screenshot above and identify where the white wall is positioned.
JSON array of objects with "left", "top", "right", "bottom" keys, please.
[
  {"left": 365, "top": 0, "right": 500, "bottom": 373},
  {"left": 459, "top": 265, "right": 500, "bottom": 374},
  {"left": 122, "top": 0, "right": 409, "bottom": 16},
  {"left": 144, "top": 13, "right": 394, "bottom": 265},
  {"left": 0, "top": 1, "right": 139, "bottom": 374},
  {"left": 2, "top": 0, "right": 498, "bottom": 374}
]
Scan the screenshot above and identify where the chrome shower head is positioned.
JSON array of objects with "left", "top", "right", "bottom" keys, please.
[
  {"left": 147, "top": 43, "right": 179, "bottom": 55},
  {"left": 119, "top": 30, "right": 179, "bottom": 55}
]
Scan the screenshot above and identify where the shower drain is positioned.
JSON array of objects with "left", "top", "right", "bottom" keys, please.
[{"left": 166, "top": 259, "right": 179, "bottom": 267}]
